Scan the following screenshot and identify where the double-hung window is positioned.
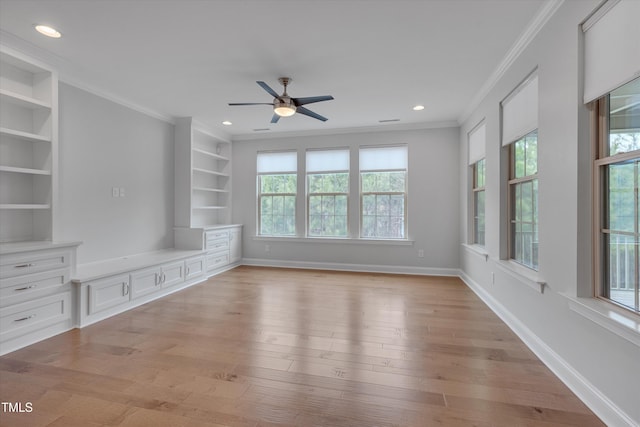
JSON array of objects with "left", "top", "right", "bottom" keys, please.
[
  {"left": 469, "top": 122, "right": 486, "bottom": 246},
  {"left": 592, "top": 77, "right": 640, "bottom": 312},
  {"left": 257, "top": 151, "right": 297, "bottom": 236},
  {"left": 360, "top": 145, "right": 408, "bottom": 239},
  {"left": 583, "top": 0, "right": 640, "bottom": 313},
  {"left": 501, "top": 71, "right": 538, "bottom": 270},
  {"left": 306, "top": 149, "right": 349, "bottom": 237}
]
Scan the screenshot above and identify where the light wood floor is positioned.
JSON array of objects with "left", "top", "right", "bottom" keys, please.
[{"left": 0, "top": 266, "right": 604, "bottom": 426}]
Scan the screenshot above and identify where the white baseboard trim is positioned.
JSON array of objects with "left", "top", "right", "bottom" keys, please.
[
  {"left": 458, "top": 271, "right": 636, "bottom": 427},
  {"left": 241, "top": 258, "right": 459, "bottom": 277}
]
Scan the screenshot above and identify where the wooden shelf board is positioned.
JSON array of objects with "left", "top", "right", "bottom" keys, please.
[
  {"left": 0, "top": 204, "right": 50, "bottom": 210},
  {"left": 192, "top": 147, "right": 229, "bottom": 161},
  {"left": 0, "top": 166, "right": 51, "bottom": 175},
  {"left": 0, "top": 127, "right": 51, "bottom": 143},
  {"left": 0, "top": 89, "right": 51, "bottom": 110},
  {"left": 192, "top": 167, "right": 229, "bottom": 177}
]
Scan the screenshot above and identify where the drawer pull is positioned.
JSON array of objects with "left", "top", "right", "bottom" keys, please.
[
  {"left": 15, "top": 263, "right": 34, "bottom": 268},
  {"left": 14, "top": 314, "right": 36, "bottom": 322},
  {"left": 15, "top": 285, "right": 36, "bottom": 291}
]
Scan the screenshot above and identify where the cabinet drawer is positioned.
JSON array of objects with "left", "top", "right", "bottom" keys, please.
[
  {"left": 206, "top": 238, "right": 229, "bottom": 253},
  {"left": 88, "top": 275, "right": 130, "bottom": 315},
  {"left": 0, "top": 292, "right": 71, "bottom": 343},
  {"left": 0, "top": 250, "right": 71, "bottom": 279},
  {"left": 206, "top": 252, "right": 229, "bottom": 271},
  {"left": 206, "top": 230, "right": 229, "bottom": 243},
  {"left": 0, "top": 268, "right": 70, "bottom": 307}
]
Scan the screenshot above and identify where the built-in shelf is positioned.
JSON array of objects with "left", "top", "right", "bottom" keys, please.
[
  {"left": 0, "top": 165, "right": 51, "bottom": 175},
  {"left": 0, "top": 204, "right": 50, "bottom": 210},
  {"left": 193, "top": 187, "right": 229, "bottom": 193},
  {"left": 192, "top": 147, "right": 229, "bottom": 161},
  {"left": 192, "top": 167, "right": 229, "bottom": 177},
  {"left": 0, "top": 88, "right": 51, "bottom": 110},
  {"left": 193, "top": 206, "right": 227, "bottom": 210},
  {"left": 0, "top": 127, "right": 51, "bottom": 143}
]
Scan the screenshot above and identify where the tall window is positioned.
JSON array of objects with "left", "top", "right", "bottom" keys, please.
[
  {"left": 257, "top": 151, "right": 297, "bottom": 236},
  {"left": 501, "top": 71, "right": 538, "bottom": 270},
  {"left": 594, "top": 77, "right": 640, "bottom": 313},
  {"left": 306, "top": 149, "right": 349, "bottom": 237},
  {"left": 360, "top": 145, "right": 408, "bottom": 239},
  {"left": 469, "top": 122, "right": 486, "bottom": 246},
  {"left": 509, "top": 131, "right": 538, "bottom": 269}
]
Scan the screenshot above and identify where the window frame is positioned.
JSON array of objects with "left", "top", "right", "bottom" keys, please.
[
  {"left": 592, "top": 94, "right": 640, "bottom": 314},
  {"left": 256, "top": 151, "right": 298, "bottom": 237},
  {"left": 472, "top": 158, "right": 486, "bottom": 246},
  {"left": 507, "top": 130, "right": 539, "bottom": 270},
  {"left": 306, "top": 171, "right": 350, "bottom": 238},
  {"left": 359, "top": 168, "right": 408, "bottom": 239}
]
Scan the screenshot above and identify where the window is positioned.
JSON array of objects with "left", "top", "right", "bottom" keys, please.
[
  {"left": 360, "top": 146, "right": 408, "bottom": 239},
  {"left": 469, "top": 122, "right": 486, "bottom": 246},
  {"left": 306, "top": 149, "right": 349, "bottom": 237},
  {"left": 257, "top": 151, "right": 297, "bottom": 236},
  {"left": 501, "top": 71, "right": 538, "bottom": 270},
  {"left": 593, "top": 77, "right": 640, "bottom": 313},
  {"left": 509, "top": 131, "right": 538, "bottom": 269}
]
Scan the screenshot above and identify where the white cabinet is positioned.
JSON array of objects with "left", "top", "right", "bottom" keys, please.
[
  {"left": 185, "top": 255, "right": 205, "bottom": 281},
  {"left": 230, "top": 227, "right": 242, "bottom": 264},
  {"left": 0, "top": 242, "right": 78, "bottom": 355},
  {"left": 88, "top": 274, "right": 130, "bottom": 315},
  {"left": 175, "top": 117, "right": 231, "bottom": 228},
  {"left": 0, "top": 46, "right": 58, "bottom": 243}
]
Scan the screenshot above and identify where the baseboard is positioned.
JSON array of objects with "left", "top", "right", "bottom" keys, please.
[
  {"left": 458, "top": 271, "right": 636, "bottom": 427},
  {"left": 241, "top": 258, "right": 459, "bottom": 277}
]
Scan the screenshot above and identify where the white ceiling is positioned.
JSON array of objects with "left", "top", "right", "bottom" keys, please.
[{"left": 0, "top": 0, "right": 550, "bottom": 140}]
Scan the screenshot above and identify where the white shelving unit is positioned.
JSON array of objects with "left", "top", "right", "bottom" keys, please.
[
  {"left": 0, "top": 46, "right": 57, "bottom": 243},
  {"left": 175, "top": 117, "right": 231, "bottom": 228}
]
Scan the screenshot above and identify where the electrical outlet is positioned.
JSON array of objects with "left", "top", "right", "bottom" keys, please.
[
  {"left": 491, "top": 272, "right": 495, "bottom": 284},
  {"left": 112, "top": 187, "right": 119, "bottom": 197},
  {"left": 417, "top": 249, "right": 424, "bottom": 258}
]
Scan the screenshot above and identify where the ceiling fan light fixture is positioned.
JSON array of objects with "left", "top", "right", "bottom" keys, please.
[{"left": 274, "top": 102, "right": 296, "bottom": 117}]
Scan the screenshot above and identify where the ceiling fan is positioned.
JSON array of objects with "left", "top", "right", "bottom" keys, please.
[{"left": 229, "top": 77, "right": 334, "bottom": 123}]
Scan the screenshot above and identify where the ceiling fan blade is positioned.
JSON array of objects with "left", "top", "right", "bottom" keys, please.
[
  {"left": 228, "top": 102, "right": 273, "bottom": 106},
  {"left": 296, "top": 106, "right": 328, "bottom": 122},
  {"left": 257, "top": 81, "right": 281, "bottom": 99},
  {"left": 271, "top": 113, "right": 281, "bottom": 124},
  {"left": 292, "top": 95, "right": 334, "bottom": 106}
]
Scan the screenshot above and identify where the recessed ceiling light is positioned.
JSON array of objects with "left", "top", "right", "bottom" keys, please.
[
  {"left": 34, "top": 24, "right": 62, "bottom": 38},
  {"left": 222, "top": 121, "right": 232, "bottom": 126},
  {"left": 413, "top": 105, "right": 425, "bottom": 111}
]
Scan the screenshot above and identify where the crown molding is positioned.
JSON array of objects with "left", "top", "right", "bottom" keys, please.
[{"left": 457, "top": 0, "right": 565, "bottom": 126}]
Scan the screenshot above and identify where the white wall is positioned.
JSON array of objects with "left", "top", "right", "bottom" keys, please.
[
  {"left": 232, "top": 127, "right": 460, "bottom": 274},
  {"left": 58, "top": 83, "right": 175, "bottom": 264},
  {"left": 458, "top": 1, "right": 639, "bottom": 426}
]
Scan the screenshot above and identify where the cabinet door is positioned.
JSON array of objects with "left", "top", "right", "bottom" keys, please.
[
  {"left": 0, "top": 250, "right": 70, "bottom": 279},
  {"left": 229, "top": 228, "right": 242, "bottom": 263},
  {"left": 161, "top": 261, "right": 184, "bottom": 288},
  {"left": 88, "top": 275, "right": 130, "bottom": 315},
  {"left": 185, "top": 256, "right": 205, "bottom": 281},
  {"left": 130, "top": 267, "right": 161, "bottom": 299}
]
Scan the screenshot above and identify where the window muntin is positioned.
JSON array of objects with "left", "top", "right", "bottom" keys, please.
[
  {"left": 257, "top": 151, "right": 297, "bottom": 236},
  {"left": 473, "top": 158, "right": 486, "bottom": 246},
  {"left": 359, "top": 146, "right": 408, "bottom": 239},
  {"left": 306, "top": 149, "right": 350, "bottom": 237},
  {"left": 509, "top": 130, "right": 538, "bottom": 270},
  {"left": 595, "top": 77, "right": 640, "bottom": 313}
]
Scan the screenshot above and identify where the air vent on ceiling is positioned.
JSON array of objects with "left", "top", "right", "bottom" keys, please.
[
  {"left": 378, "top": 119, "right": 400, "bottom": 123},
  {"left": 253, "top": 128, "right": 271, "bottom": 132}
]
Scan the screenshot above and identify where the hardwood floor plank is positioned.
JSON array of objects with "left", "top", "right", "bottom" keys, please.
[{"left": 0, "top": 267, "right": 604, "bottom": 426}]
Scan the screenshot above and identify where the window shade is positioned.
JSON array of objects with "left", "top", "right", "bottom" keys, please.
[
  {"left": 257, "top": 151, "right": 297, "bottom": 173},
  {"left": 306, "top": 149, "right": 350, "bottom": 172},
  {"left": 583, "top": 0, "right": 640, "bottom": 103},
  {"left": 360, "top": 146, "right": 408, "bottom": 171},
  {"left": 501, "top": 73, "right": 538, "bottom": 146},
  {"left": 468, "top": 122, "right": 486, "bottom": 165}
]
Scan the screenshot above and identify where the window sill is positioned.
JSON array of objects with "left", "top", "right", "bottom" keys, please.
[
  {"left": 253, "top": 236, "right": 414, "bottom": 246},
  {"left": 563, "top": 294, "right": 640, "bottom": 347},
  {"left": 462, "top": 243, "right": 489, "bottom": 261},
  {"left": 494, "top": 259, "right": 546, "bottom": 293}
]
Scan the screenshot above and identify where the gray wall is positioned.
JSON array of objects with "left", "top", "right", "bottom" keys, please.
[
  {"left": 458, "top": 1, "right": 639, "bottom": 425},
  {"left": 232, "top": 127, "right": 460, "bottom": 274},
  {"left": 58, "top": 83, "right": 175, "bottom": 264}
]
